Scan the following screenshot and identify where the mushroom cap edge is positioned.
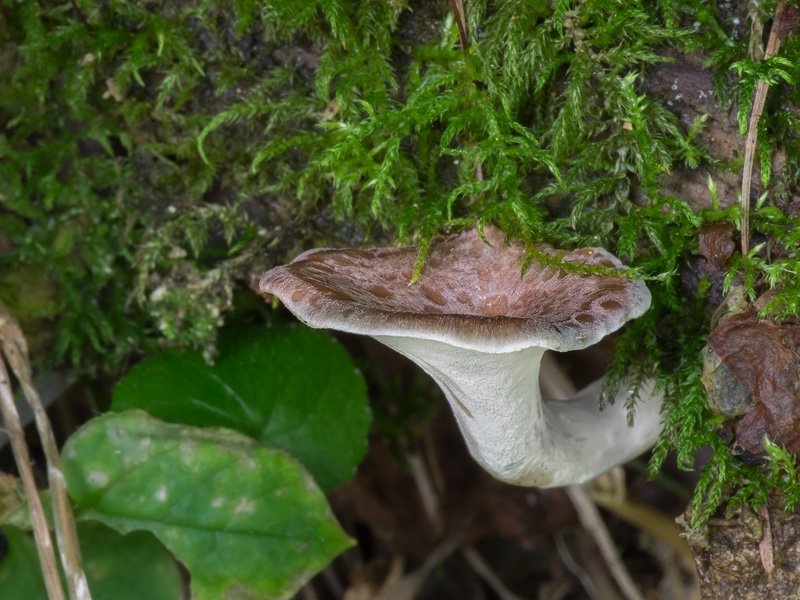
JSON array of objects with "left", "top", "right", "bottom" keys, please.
[{"left": 259, "top": 227, "right": 651, "bottom": 355}]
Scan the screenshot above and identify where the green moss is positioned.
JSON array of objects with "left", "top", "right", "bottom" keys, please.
[{"left": 4, "top": 0, "right": 800, "bottom": 520}]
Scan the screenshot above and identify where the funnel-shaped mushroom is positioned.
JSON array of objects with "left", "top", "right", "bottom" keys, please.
[{"left": 260, "top": 226, "right": 661, "bottom": 487}]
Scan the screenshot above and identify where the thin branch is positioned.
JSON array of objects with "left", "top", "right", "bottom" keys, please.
[
  {"left": 0, "top": 302, "right": 91, "bottom": 600},
  {"left": 462, "top": 546, "right": 528, "bottom": 600},
  {"left": 588, "top": 485, "right": 692, "bottom": 562},
  {"left": 447, "top": 0, "right": 485, "bottom": 188},
  {"left": 758, "top": 504, "right": 774, "bottom": 576},
  {"left": 741, "top": 2, "right": 790, "bottom": 255},
  {"left": 540, "top": 353, "right": 645, "bottom": 600},
  {"left": 565, "top": 485, "right": 646, "bottom": 600},
  {"left": 449, "top": 0, "right": 469, "bottom": 53},
  {"left": 320, "top": 564, "right": 344, "bottom": 598},
  {"left": 421, "top": 428, "right": 446, "bottom": 495},
  {"left": 406, "top": 451, "right": 443, "bottom": 535},
  {"left": 374, "top": 521, "right": 469, "bottom": 600},
  {"left": 0, "top": 358, "right": 65, "bottom": 600},
  {"left": 554, "top": 532, "right": 603, "bottom": 600}
]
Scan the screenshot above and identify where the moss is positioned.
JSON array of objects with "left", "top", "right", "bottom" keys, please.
[{"left": 3, "top": 0, "right": 800, "bottom": 519}]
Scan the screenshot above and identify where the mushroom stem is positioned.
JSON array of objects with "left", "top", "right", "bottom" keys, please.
[{"left": 376, "top": 335, "right": 661, "bottom": 487}]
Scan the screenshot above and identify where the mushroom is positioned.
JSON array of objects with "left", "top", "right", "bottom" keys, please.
[{"left": 259, "top": 225, "right": 662, "bottom": 487}]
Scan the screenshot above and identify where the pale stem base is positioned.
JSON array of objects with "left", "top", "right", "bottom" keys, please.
[{"left": 375, "top": 335, "right": 662, "bottom": 487}]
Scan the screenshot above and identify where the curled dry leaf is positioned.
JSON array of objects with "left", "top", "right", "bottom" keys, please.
[
  {"left": 682, "top": 222, "right": 736, "bottom": 307},
  {"left": 706, "top": 309, "right": 800, "bottom": 456},
  {"left": 698, "top": 222, "right": 736, "bottom": 267}
]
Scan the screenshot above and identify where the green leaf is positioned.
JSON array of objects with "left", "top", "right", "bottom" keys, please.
[
  {"left": 63, "top": 410, "right": 353, "bottom": 600},
  {"left": 112, "top": 325, "right": 370, "bottom": 491},
  {"left": 78, "top": 522, "right": 182, "bottom": 600},
  {"left": 0, "top": 522, "right": 181, "bottom": 600},
  {"left": 0, "top": 527, "right": 45, "bottom": 599}
]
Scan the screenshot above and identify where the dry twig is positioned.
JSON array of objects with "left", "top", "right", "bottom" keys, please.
[
  {"left": 373, "top": 523, "right": 468, "bottom": 600},
  {"left": 565, "top": 485, "right": 645, "bottom": 600},
  {"left": 553, "top": 532, "right": 604, "bottom": 600},
  {"left": 588, "top": 480, "right": 692, "bottom": 561},
  {"left": 0, "top": 301, "right": 90, "bottom": 600},
  {"left": 449, "top": 0, "right": 468, "bottom": 54},
  {"left": 0, "top": 357, "right": 65, "bottom": 600},
  {"left": 406, "top": 451, "right": 443, "bottom": 535},
  {"left": 461, "top": 545, "right": 529, "bottom": 600},
  {"left": 759, "top": 504, "right": 774, "bottom": 576},
  {"left": 539, "top": 352, "right": 646, "bottom": 600},
  {"left": 741, "top": 2, "right": 791, "bottom": 255}
]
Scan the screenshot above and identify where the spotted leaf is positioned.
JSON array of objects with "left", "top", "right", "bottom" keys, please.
[{"left": 62, "top": 410, "right": 353, "bottom": 600}]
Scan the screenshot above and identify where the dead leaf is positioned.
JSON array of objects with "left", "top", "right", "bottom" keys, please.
[
  {"left": 778, "top": 4, "right": 800, "bottom": 38},
  {"left": 780, "top": 199, "right": 800, "bottom": 219},
  {"left": 759, "top": 504, "right": 774, "bottom": 577},
  {"left": 707, "top": 309, "right": 800, "bottom": 455},
  {"left": 698, "top": 222, "right": 736, "bottom": 267},
  {"left": 682, "top": 223, "right": 737, "bottom": 308}
]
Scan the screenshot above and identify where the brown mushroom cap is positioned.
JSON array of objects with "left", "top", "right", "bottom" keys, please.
[{"left": 259, "top": 225, "right": 651, "bottom": 354}]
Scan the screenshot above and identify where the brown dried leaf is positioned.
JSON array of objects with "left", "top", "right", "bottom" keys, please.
[
  {"left": 707, "top": 310, "right": 800, "bottom": 455},
  {"left": 759, "top": 505, "right": 774, "bottom": 577},
  {"left": 698, "top": 222, "right": 736, "bottom": 267},
  {"left": 681, "top": 224, "right": 737, "bottom": 308},
  {"left": 778, "top": 4, "right": 800, "bottom": 38}
]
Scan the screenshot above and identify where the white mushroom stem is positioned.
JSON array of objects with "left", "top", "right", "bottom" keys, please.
[{"left": 375, "top": 335, "right": 662, "bottom": 487}]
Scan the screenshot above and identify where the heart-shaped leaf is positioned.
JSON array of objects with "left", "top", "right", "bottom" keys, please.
[
  {"left": 63, "top": 410, "right": 353, "bottom": 600},
  {"left": 112, "top": 324, "right": 369, "bottom": 491}
]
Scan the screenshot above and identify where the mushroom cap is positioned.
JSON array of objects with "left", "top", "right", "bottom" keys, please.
[{"left": 259, "top": 225, "right": 651, "bottom": 354}]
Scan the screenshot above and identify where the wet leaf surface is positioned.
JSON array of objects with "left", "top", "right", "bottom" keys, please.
[{"left": 706, "top": 310, "right": 800, "bottom": 455}]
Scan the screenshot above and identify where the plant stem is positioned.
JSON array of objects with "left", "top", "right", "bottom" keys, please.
[
  {"left": 0, "top": 358, "right": 65, "bottom": 600},
  {"left": 741, "top": 2, "right": 789, "bottom": 255},
  {"left": 0, "top": 302, "right": 91, "bottom": 600}
]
